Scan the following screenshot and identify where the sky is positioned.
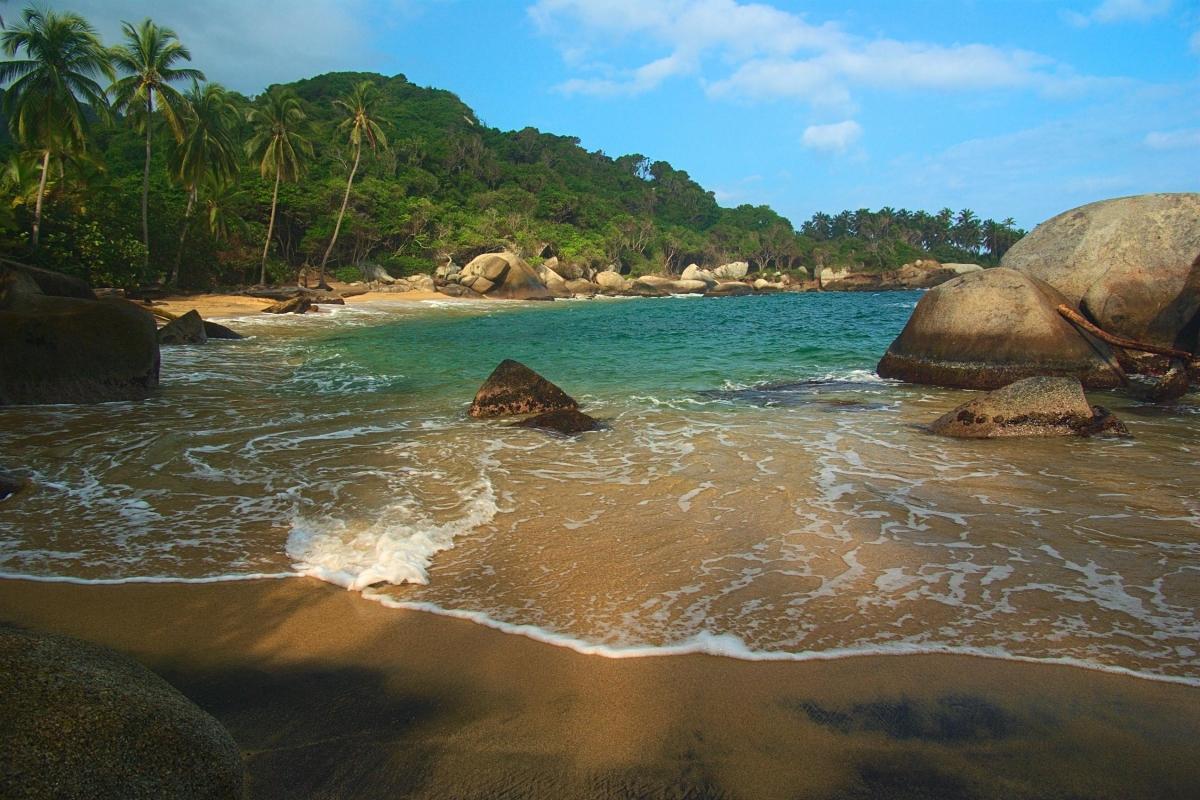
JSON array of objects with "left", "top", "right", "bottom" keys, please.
[{"left": 38, "top": 0, "right": 1200, "bottom": 229}]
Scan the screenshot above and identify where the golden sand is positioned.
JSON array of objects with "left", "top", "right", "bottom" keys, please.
[{"left": 2, "top": 577, "right": 1197, "bottom": 799}]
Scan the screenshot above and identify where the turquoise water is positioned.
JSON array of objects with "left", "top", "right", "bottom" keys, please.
[
  {"left": 307, "top": 293, "right": 914, "bottom": 404},
  {"left": 2, "top": 291, "right": 1199, "bottom": 683}
]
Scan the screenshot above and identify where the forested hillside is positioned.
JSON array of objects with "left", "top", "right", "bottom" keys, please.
[{"left": 0, "top": 8, "right": 1024, "bottom": 289}]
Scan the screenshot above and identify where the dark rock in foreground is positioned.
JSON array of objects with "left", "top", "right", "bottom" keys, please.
[
  {"left": 1, "top": 263, "right": 160, "bottom": 405},
  {"left": 469, "top": 359, "right": 578, "bottom": 418},
  {"left": 157, "top": 309, "right": 208, "bottom": 345},
  {"left": 515, "top": 408, "right": 602, "bottom": 435},
  {"left": 929, "top": 376, "right": 1129, "bottom": 438},
  {"left": 877, "top": 268, "right": 1125, "bottom": 390},
  {"left": 0, "top": 624, "right": 244, "bottom": 800}
]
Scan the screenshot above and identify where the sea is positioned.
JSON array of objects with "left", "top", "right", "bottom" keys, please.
[{"left": 2, "top": 291, "right": 1198, "bottom": 684}]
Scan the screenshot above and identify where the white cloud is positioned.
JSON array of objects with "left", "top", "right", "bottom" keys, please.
[
  {"left": 41, "top": 0, "right": 415, "bottom": 95},
  {"left": 1065, "top": 0, "right": 1171, "bottom": 26},
  {"left": 801, "top": 120, "right": 862, "bottom": 154},
  {"left": 532, "top": 0, "right": 1085, "bottom": 107},
  {"left": 1144, "top": 129, "right": 1200, "bottom": 149}
]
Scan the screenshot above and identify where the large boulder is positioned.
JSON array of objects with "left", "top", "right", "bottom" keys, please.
[
  {"left": 459, "top": 252, "right": 553, "bottom": 301},
  {"left": 262, "top": 295, "right": 313, "bottom": 314},
  {"left": 894, "top": 260, "right": 958, "bottom": 289},
  {"left": 157, "top": 310, "right": 207, "bottom": 345},
  {"left": 469, "top": 359, "right": 579, "bottom": 418},
  {"left": 877, "top": 268, "right": 1125, "bottom": 389},
  {"left": 361, "top": 263, "right": 396, "bottom": 284},
  {"left": 0, "top": 264, "right": 160, "bottom": 405},
  {"left": 594, "top": 270, "right": 628, "bottom": 291},
  {"left": 564, "top": 278, "right": 598, "bottom": 297},
  {"left": 929, "top": 376, "right": 1128, "bottom": 438},
  {"left": 708, "top": 281, "right": 753, "bottom": 296},
  {"left": 203, "top": 320, "right": 243, "bottom": 340},
  {"left": 681, "top": 264, "right": 717, "bottom": 286},
  {"left": 536, "top": 262, "right": 572, "bottom": 298},
  {"left": 0, "top": 625, "right": 244, "bottom": 800},
  {"left": 712, "top": 261, "right": 749, "bottom": 280},
  {"left": 1002, "top": 194, "right": 1200, "bottom": 350}
]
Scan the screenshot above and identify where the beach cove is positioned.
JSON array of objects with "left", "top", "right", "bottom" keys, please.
[{"left": 3, "top": 290, "right": 1200, "bottom": 796}]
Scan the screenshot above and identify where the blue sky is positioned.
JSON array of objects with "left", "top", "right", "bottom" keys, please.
[{"left": 43, "top": 0, "right": 1200, "bottom": 229}]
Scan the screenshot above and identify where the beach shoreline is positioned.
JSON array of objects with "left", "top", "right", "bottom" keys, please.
[
  {"left": 150, "top": 287, "right": 476, "bottom": 320},
  {"left": 2, "top": 576, "right": 1197, "bottom": 799}
]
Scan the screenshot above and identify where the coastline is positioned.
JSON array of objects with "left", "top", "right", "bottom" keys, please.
[
  {"left": 3, "top": 576, "right": 1198, "bottom": 799},
  {"left": 152, "top": 288, "right": 474, "bottom": 319}
]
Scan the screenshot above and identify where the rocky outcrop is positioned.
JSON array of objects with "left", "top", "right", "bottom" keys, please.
[
  {"left": 929, "top": 376, "right": 1128, "bottom": 438},
  {"left": 708, "top": 281, "right": 753, "bottom": 296},
  {"left": 594, "top": 270, "right": 628, "bottom": 291},
  {"left": 564, "top": 278, "right": 598, "bottom": 297},
  {"left": 157, "top": 310, "right": 207, "bottom": 345},
  {"left": 360, "top": 264, "right": 397, "bottom": 284},
  {"left": 514, "top": 408, "right": 601, "bottom": 435},
  {"left": 469, "top": 359, "right": 579, "bottom": 418},
  {"left": 681, "top": 264, "right": 717, "bottom": 286},
  {"left": 536, "top": 261, "right": 572, "bottom": 298},
  {"left": 713, "top": 261, "right": 749, "bottom": 280},
  {"left": 1002, "top": 193, "right": 1200, "bottom": 350},
  {"left": 0, "top": 625, "right": 244, "bottom": 800},
  {"left": 0, "top": 264, "right": 160, "bottom": 405},
  {"left": 625, "top": 280, "right": 668, "bottom": 297},
  {"left": 877, "top": 268, "right": 1125, "bottom": 389},
  {"left": 458, "top": 252, "right": 553, "bottom": 301}
]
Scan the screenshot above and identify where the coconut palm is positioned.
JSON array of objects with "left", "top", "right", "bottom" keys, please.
[
  {"left": 245, "top": 89, "right": 311, "bottom": 285},
  {"left": 167, "top": 81, "right": 239, "bottom": 286},
  {"left": 109, "top": 18, "right": 203, "bottom": 275},
  {"left": 0, "top": 7, "right": 112, "bottom": 248},
  {"left": 317, "top": 81, "right": 388, "bottom": 289}
]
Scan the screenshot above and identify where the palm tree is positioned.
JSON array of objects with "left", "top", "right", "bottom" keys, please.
[
  {"left": 109, "top": 19, "right": 203, "bottom": 276},
  {"left": 167, "top": 81, "right": 239, "bottom": 286},
  {"left": 0, "top": 7, "right": 111, "bottom": 248},
  {"left": 245, "top": 89, "right": 311, "bottom": 285},
  {"left": 317, "top": 81, "right": 388, "bottom": 289}
]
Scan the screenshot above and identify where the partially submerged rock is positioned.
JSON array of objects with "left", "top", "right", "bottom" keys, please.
[
  {"left": 469, "top": 359, "right": 579, "bottom": 418},
  {"left": 0, "top": 470, "right": 29, "bottom": 501},
  {"left": 0, "top": 624, "right": 244, "bottom": 800},
  {"left": 514, "top": 408, "right": 601, "bottom": 436},
  {"left": 708, "top": 281, "right": 753, "bottom": 296},
  {"left": 203, "top": 320, "right": 244, "bottom": 340},
  {"left": 877, "top": 268, "right": 1125, "bottom": 389},
  {"left": 1002, "top": 193, "right": 1200, "bottom": 350},
  {"left": 157, "top": 309, "right": 207, "bottom": 345},
  {"left": 1143, "top": 360, "right": 1193, "bottom": 403},
  {"left": 929, "top": 376, "right": 1128, "bottom": 438}
]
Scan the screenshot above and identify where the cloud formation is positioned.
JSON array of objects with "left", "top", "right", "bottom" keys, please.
[
  {"left": 801, "top": 121, "right": 862, "bottom": 154},
  {"left": 532, "top": 0, "right": 1080, "bottom": 107},
  {"left": 1144, "top": 128, "right": 1200, "bottom": 150},
  {"left": 1065, "top": 0, "right": 1171, "bottom": 26}
]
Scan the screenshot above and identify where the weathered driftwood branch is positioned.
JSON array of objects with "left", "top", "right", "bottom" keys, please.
[{"left": 1056, "top": 304, "right": 1193, "bottom": 361}]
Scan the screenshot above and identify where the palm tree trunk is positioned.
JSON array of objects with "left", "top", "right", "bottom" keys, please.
[
  {"left": 260, "top": 167, "right": 282, "bottom": 285},
  {"left": 142, "top": 91, "right": 153, "bottom": 277},
  {"left": 318, "top": 143, "right": 360, "bottom": 290},
  {"left": 31, "top": 149, "right": 50, "bottom": 249},
  {"left": 169, "top": 188, "right": 196, "bottom": 287}
]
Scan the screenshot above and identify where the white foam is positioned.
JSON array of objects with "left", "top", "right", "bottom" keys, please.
[
  {"left": 286, "top": 476, "right": 497, "bottom": 590},
  {"left": 367, "top": 596, "right": 1200, "bottom": 686}
]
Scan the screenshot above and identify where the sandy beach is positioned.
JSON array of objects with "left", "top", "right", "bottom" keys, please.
[
  {"left": 150, "top": 288, "right": 470, "bottom": 319},
  {"left": 2, "top": 577, "right": 1197, "bottom": 799}
]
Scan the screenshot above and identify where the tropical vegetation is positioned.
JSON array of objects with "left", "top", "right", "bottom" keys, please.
[{"left": 0, "top": 5, "right": 1026, "bottom": 291}]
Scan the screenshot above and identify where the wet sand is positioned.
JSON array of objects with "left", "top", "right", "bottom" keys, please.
[{"left": 2, "top": 577, "right": 1198, "bottom": 799}]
